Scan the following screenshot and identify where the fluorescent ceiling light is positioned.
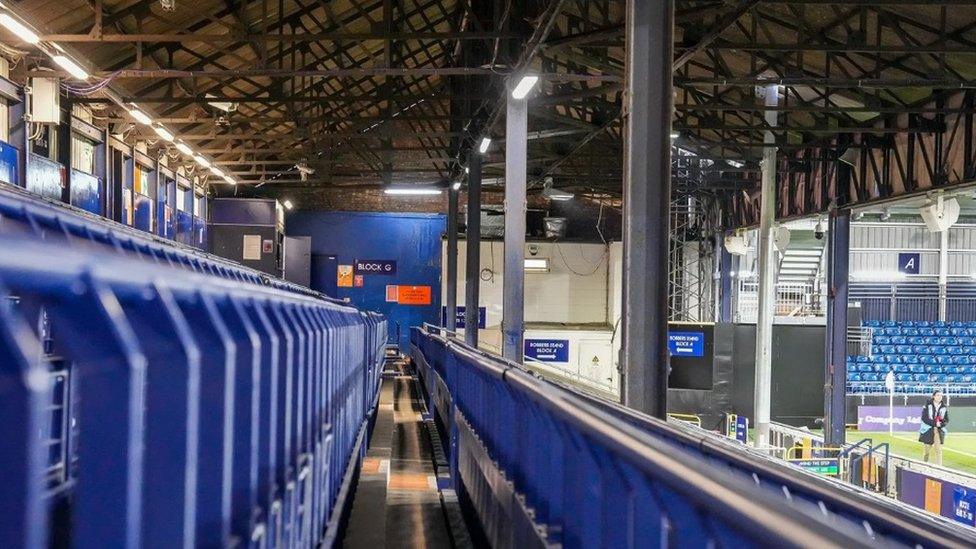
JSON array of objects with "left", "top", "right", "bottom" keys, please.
[
  {"left": 52, "top": 55, "right": 89, "bottom": 80},
  {"left": 670, "top": 131, "right": 680, "bottom": 140},
  {"left": 727, "top": 160, "right": 745, "bottom": 168},
  {"left": 128, "top": 108, "right": 152, "bottom": 125},
  {"left": 175, "top": 142, "right": 193, "bottom": 156},
  {"left": 0, "top": 14, "right": 39, "bottom": 44},
  {"left": 478, "top": 137, "right": 491, "bottom": 154},
  {"left": 283, "top": 199, "right": 294, "bottom": 210},
  {"left": 153, "top": 125, "right": 174, "bottom": 142},
  {"left": 524, "top": 258, "right": 549, "bottom": 273},
  {"left": 464, "top": 167, "right": 469, "bottom": 174},
  {"left": 511, "top": 75, "right": 539, "bottom": 99},
  {"left": 222, "top": 175, "right": 236, "bottom": 185},
  {"left": 452, "top": 181, "right": 461, "bottom": 191},
  {"left": 206, "top": 93, "right": 235, "bottom": 112},
  {"left": 384, "top": 187, "right": 442, "bottom": 196},
  {"left": 194, "top": 155, "right": 210, "bottom": 168},
  {"left": 210, "top": 166, "right": 225, "bottom": 177}
]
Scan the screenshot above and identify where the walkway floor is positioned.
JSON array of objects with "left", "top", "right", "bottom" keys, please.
[{"left": 342, "top": 358, "right": 454, "bottom": 549}]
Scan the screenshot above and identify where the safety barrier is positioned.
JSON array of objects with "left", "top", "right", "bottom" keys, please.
[
  {"left": 0, "top": 231, "right": 386, "bottom": 547},
  {"left": 0, "top": 182, "right": 321, "bottom": 299},
  {"left": 412, "top": 326, "right": 976, "bottom": 548}
]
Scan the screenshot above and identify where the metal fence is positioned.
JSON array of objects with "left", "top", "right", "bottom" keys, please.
[
  {"left": 0, "top": 233, "right": 386, "bottom": 546},
  {"left": 411, "top": 326, "right": 976, "bottom": 548},
  {"left": 736, "top": 280, "right": 825, "bottom": 322}
]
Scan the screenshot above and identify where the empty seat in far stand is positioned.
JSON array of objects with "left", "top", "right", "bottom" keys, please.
[
  {"left": 908, "top": 336, "right": 925, "bottom": 345},
  {"left": 897, "top": 373, "right": 914, "bottom": 382},
  {"left": 895, "top": 344, "right": 912, "bottom": 354},
  {"left": 920, "top": 355, "right": 937, "bottom": 365},
  {"left": 875, "top": 335, "right": 891, "bottom": 345},
  {"left": 891, "top": 335, "right": 908, "bottom": 345},
  {"left": 912, "top": 345, "right": 930, "bottom": 354},
  {"left": 904, "top": 327, "right": 920, "bottom": 336}
]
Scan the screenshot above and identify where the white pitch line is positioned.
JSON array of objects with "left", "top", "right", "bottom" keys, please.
[{"left": 889, "top": 434, "right": 976, "bottom": 459}]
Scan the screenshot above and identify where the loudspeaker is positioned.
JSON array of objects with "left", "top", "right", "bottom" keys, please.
[
  {"left": 724, "top": 234, "right": 749, "bottom": 256},
  {"left": 919, "top": 197, "right": 960, "bottom": 232}
]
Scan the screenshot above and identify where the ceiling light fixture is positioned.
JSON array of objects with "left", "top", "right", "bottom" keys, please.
[
  {"left": 478, "top": 137, "right": 491, "bottom": 154},
  {"left": 52, "top": 55, "right": 89, "bottom": 80},
  {"left": 283, "top": 199, "right": 294, "bottom": 210},
  {"left": 222, "top": 174, "right": 236, "bottom": 185},
  {"left": 210, "top": 166, "right": 225, "bottom": 177},
  {"left": 511, "top": 75, "right": 539, "bottom": 99},
  {"left": 384, "top": 187, "right": 442, "bottom": 196},
  {"left": 128, "top": 108, "right": 152, "bottom": 125},
  {"left": 194, "top": 155, "right": 210, "bottom": 168},
  {"left": 452, "top": 181, "right": 461, "bottom": 191},
  {"left": 153, "top": 125, "right": 174, "bottom": 142},
  {"left": 175, "top": 142, "right": 193, "bottom": 156},
  {"left": 0, "top": 13, "right": 39, "bottom": 44}
]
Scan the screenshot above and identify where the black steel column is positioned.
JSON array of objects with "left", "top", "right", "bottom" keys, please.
[
  {"left": 621, "top": 0, "right": 673, "bottom": 417},
  {"left": 464, "top": 153, "right": 482, "bottom": 347},
  {"left": 446, "top": 187, "right": 459, "bottom": 332},
  {"left": 718, "top": 233, "right": 733, "bottom": 323},
  {"left": 824, "top": 210, "right": 850, "bottom": 446}
]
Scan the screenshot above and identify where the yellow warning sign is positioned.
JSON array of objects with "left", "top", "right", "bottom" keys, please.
[{"left": 337, "top": 264, "right": 353, "bottom": 287}]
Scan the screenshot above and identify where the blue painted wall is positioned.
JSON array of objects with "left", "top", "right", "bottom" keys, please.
[{"left": 288, "top": 211, "right": 444, "bottom": 350}]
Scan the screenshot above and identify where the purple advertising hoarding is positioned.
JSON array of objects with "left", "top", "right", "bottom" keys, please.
[{"left": 857, "top": 405, "right": 922, "bottom": 432}]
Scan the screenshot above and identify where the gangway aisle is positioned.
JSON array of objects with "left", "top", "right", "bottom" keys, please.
[{"left": 342, "top": 354, "right": 458, "bottom": 548}]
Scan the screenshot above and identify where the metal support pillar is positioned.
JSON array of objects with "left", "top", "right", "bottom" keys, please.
[
  {"left": 446, "top": 187, "right": 458, "bottom": 332},
  {"left": 621, "top": 0, "right": 673, "bottom": 417},
  {"left": 939, "top": 229, "right": 948, "bottom": 321},
  {"left": 717, "top": 233, "right": 733, "bottom": 323},
  {"left": 753, "top": 84, "right": 779, "bottom": 448},
  {"left": 502, "top": 92, "right": 527, "bottom": 362},
  {"left": 824, "top": 210, "right": 850, "bottom": 447},
  {"left": 465, "top": 153, "right": 482, "bottom": 347}
]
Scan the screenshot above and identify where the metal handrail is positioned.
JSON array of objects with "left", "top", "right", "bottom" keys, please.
[
  {"left": 436, "top": 336, "right": 869, "bottom": 548},
  {"left": 422, "top": 327, "right": 976, "bottom": 548}
]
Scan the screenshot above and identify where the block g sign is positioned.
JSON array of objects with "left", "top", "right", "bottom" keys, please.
[{"left": 354, "top": 259, "right": 397, "bottom": 275}]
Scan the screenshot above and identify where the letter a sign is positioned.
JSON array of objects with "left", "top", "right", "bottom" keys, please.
[{"left": 898, "top": 252, "right": 920, "bottom": 275}]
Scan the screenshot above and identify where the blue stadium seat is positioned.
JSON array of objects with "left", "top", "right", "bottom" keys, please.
[
  {"left": 964, "top": 375, "right": 975, "bottom": 383},
  {"left": 914, "top": 373, "right": 931, "bottom": 382},
  {"left": 930, "top": 365, "right": 944, "bottom": 374},
  {"left": 951, "top": 328, "right": 972, "bottom": 337},
  {"left": 884, "top": 320, "right": 898, "bottom": 327},
  {"left": 903, "top": 355, "right": 919, "bottom": 364},
  {"left": 873, "top": 363, "right": 887, "bottom": 372},
  {"left": 858, "top": 364, "right": 873, "bottom": 373},
  {"left": 893, "top": 364, "right": 909, "bottom": 373},
  {"left": 891, "top": 335, "right": 907, "bottom": 345},
  {"left": 904, "top": 327, "right": 920, "bottom": 336},
  {"left": 960, "top": 336, "right": 975, "bottom": 345},
  {"left": 940, "top": 337, "right": 960, "bottom": 346},
  {"left": 952, "top": 356, "right": 969, "bottom": 365},
  {"left": 875, "top": 335, "right": 891, "bottom": 345},
  {"left": 946, "top": 374, "right": 962, "bottom": 383},
  {"left": 849, "top": 372, "right": 862, "bottom": 382},
  {"left": 950, "top": 321, "right": 965, "bottom": 327},
  {"left": 864, "top": 320, "right": 882, "bottom": 327},
  {"left": 936, "top": 327, "right": 951, "bottom": 336},
  {"left": 917, "top": 321, "right": 931, "bottom": 327},
  {"left": 881, "top": 344, "right": 897, "bottom": 354},
  {"left": 936, "top": 355, "right": 954, "bottom": 365},
  {"left": 847, "top": 363, "right": 857, "bottom": 372},
  {"left": 935, "top": 321, "right": 949, "bottom": 328},
  {"left": 896, "top": 344, "right": 912, "bottom": 354},
  {"left": 911, "top": 345, "right": 929, "bottom": 354},
  {"left": 920, "top": 355, "right": 937, "bottom": 365},
  {"left": 909, "top": 364, "right": 927, "bottom": 373},
  {"left": 856, "top": 355, "right": 870, "bottom": 363},
  {"left": 919, "top": 328, "right": 936, "bottom": 336},
  {"left": 896, "top": 373, "right": 914, "bottom": 382},
  {"left": 908, "top": 336, "right": 925, "bottom": 345}
]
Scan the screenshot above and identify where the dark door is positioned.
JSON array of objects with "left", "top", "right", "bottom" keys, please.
[{"left": 311, "top": 254, "right": 338, "bottom": 297}]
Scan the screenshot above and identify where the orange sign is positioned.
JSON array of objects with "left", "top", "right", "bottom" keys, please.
[
  {"left": 924, "top": 478, "right": 942, "bottom": 513},
  {"left": 337, "top": 265, "right": 353, "bottom": 288},
  {"left": 385, "top": 285, "right": 399, "bottom": 302},
  {"left": 397, "top": 285, "right": 431, "bottom": 305}
]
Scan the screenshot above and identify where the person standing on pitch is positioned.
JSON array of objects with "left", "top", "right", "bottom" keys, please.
[{"left": 919, "top": 389, "right": 949, "bottom": 465}]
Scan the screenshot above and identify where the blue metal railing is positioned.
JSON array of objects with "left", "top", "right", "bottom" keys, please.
[
  {"left": 411, "top": 326, "right": 976, "bottom": 548},
  {"left": 0, "top": 234, "right": 385, "bottom": 546}
]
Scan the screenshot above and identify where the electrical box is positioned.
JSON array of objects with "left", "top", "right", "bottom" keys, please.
[{"left": 30, "top": 77, "right": 61, "bottom": 124}]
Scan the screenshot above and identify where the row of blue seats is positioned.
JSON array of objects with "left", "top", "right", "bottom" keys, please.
[
  {"left": 847, "top": 363, "right": 976, "bottom": 374},
  {"left": 849, "top": 372, "right": 976, "bottom": 383},
  {"left": 872, "top": 326, "right": 976, "bottom": 336},
  {"left": 864, "top": 320, "right": 976, "bottom": 328},
  {"left": 872, "top": 344, "right": 976, "bottom": 356},
  {"left": 874, "top": 335, "right": 976, "bottom": 345},
  {"left": 849, "top": 383, "right": 976, "bottom": 395},
  {"left": 851, "top": 354, "right": 976, "bottom": 365}
]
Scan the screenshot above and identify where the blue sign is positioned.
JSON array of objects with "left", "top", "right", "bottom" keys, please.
[
  {"left": 898, "top": 252, "right": 920, "bottom": 275},
  {"left": 953, "top": 487, "right": 976, "bottom": 527},
  {"left": 524, "top": 339, "right": 570, "bottom": 363},
  {"left": 735, "top": 415, "right": 748, "bottom": 443},
  {"left": 0, "top": 139, "right": 19, "bottom": 186},
  {"left": 354, "top": 259, "right": 397, "bottom": 275},
  {"left": 441, "top": 306, "right": 487, "bottom": 329},
  {"left": 668, "top": 331, "right": 704, "bottom": 357}
]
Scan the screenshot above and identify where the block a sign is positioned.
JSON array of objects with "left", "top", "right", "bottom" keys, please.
[
  {"left": 524, "top": 339, "right": 570, "bottom": 363},
  {"left": 668, "top": 331, "right": 704, "bottom": 357},
  {"left": 354, "top": 259, "right": 397, "bottom": 275},
  {"left": 898, "top": 252, "right": 920, "bottom": 275}
]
